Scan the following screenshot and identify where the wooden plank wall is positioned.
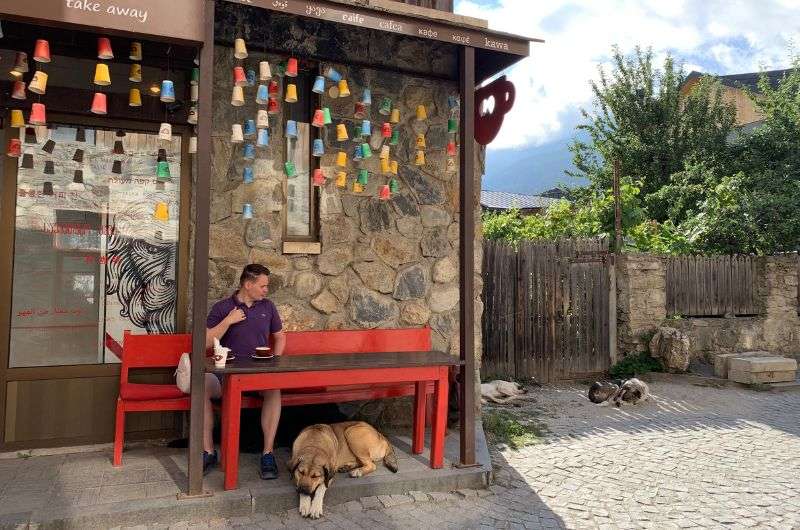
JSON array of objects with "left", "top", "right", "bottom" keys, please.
[
  {"left": 666, "top": 255, "right": 758, "bottom": 317},
  {"left": 481, "top": 238, "right": 611, "bottom": 383}
]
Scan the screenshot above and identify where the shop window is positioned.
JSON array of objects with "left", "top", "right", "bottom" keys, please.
[{"left": 9, "top": 124, "right": 181, "bottom": 367}]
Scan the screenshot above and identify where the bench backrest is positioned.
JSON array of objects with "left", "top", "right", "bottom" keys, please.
[
  {"left": 283, "top": 327, "right": 431, "bottom": 355},
  {"left": 120, "top": 331, "right": 192, "bottom": 384}
]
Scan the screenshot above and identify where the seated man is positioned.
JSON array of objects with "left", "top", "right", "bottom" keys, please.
[{"left": 203, "top": 263, "right": 285, "bottom": 479}]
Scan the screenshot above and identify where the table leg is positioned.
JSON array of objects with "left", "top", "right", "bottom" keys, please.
[
  {"left": 220, "top": 376, "right": 230, "bottom": 473},
  {"left": 223, "top": 377, "right": 242, "bottom": 490},
  {"left": 412, "top": 381, "right": 426, "bottom": 454},
  {"left": 430, "top": 367, "right": 448, "bottom": 469}
]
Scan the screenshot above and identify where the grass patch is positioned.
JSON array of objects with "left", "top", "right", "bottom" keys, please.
[
  {"left": 482, "top": 410, "right": 547, "bottom": 449},
  {"left": 609, "top": 351, "right": 664, "bottom": 378}
]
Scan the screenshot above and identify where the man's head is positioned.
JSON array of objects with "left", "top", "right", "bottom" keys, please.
[{"left": 239, "top": 263, "right": 271, "bottom": 301}]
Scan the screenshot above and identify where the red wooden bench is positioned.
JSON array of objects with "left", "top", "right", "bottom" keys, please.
[{"left": 113, "top": 327, "right": 439, "bottom": 467}]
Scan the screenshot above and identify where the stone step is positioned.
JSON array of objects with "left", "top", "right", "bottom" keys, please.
[
  {"left": 728, "top": 369, "right": 797, "bottom": 384},
  {"left": 728, "top": 356, "right": 798, "bottom": 373},
  {"left": 713, "top": 351, "right": 772, "bottom": 379}
]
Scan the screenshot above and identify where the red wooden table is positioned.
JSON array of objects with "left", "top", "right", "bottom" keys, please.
[{"left": 208, "top": 351, "right": 462, "bottom": 490}]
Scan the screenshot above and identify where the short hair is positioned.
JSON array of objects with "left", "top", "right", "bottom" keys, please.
[{"left": 239, "top": 263, "right": 271, "bottom": 286}]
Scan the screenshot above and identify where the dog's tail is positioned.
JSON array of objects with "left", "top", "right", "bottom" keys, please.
[{"left": 383, "top": 441, "right": 399, "bottom": 473}]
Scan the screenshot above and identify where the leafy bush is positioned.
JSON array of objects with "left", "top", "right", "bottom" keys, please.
[
  {"left": 482, "top": 411, "right": 546, "bottom": 449},
  {"left": 609, "top": 351, "right": 663, "bottom": 378}
]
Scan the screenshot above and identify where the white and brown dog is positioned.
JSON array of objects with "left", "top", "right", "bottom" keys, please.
[
  {"left": 481, "top": 380, "right": 527, "bottom": 404},
  {"left": 588, "top": 378, "right": 651, "bottom": 407},
  {"left": 289, "top": 421, "right": 398, "bottom": 519}
]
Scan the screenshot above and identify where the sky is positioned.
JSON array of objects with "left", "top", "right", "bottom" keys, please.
[{"left": 453, "top": 0, "right": 799, "bottom": 194}]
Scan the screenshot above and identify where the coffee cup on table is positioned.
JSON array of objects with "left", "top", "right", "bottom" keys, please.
[
  {"left": 213, "top": 337, "right": 230, "bottom": 368},
  {"left": 255, "top": 347, "right": 272, "bottom": 357}
]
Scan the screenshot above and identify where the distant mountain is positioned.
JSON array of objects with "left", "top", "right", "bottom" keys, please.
[{"left": 482, "top": 132, "right": 589, "bottom": 194}]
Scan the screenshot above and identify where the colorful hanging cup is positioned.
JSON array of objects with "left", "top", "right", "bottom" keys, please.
[
  {"left": 447, "top": 141, "right": 457, "bottom": 156},
  {"left": 380, "top": 158, "right": 390, "bottom": 173},
  {"left": 336, "top": 123, "right": 348, "bottom": 141},
  {"left": 286, "top": 57, "right": 298, "bottom": 77},
  {"left": 160, "top": 80, "right": 176, "bottom": 102},
  {"left": 129, "top": 41, "right": 143, "bottom": 61},
  {"left": 379, "top": 184, "right": 391, "bottom": 200},
  {"left": 256, "top": 84, "right": 269, "bottom": 104},
  {"left": 259, "top": 61, "right": 272, "bottom": 80},
  {"left": 97, "top": 37, "right": 113, "bottom": 59},
  {"left": 414, "top": 150, "right": 425, "bottom": 165},
  {"left": 33, "top": 39, "right": 51, "bottom": 63},
  {"left": 416, "top": 105, "right": 427, "bottom": 120},
  {"left": 390, "top": 160, "right": 398, "bottom": 175},
  {"left": 390, "top": 108, "right": 401, "bottom": 124},
  {"left": 389, "top": 178, "right": 399, "bottom": 193},
  {"left": 257, "top": 128, "right": 270, "bottom": 147},
  {"left": 231, "top": 85, "right": 245, "bottom": 106},
  {"left": 381, "top": 122, "right": 392, "bottom": 138},
  {"left": 379, "top": 97, "right": 392, "bottom": 115},
  {"left": 313, "top": 138, "right": 325, "bottom": 157},
  {"left": 323, "top": 65, "right": 342, "bottom": 82},
  {"left": 354, "top": 102, "right": 367, "bottom": 120},
  {"left": 257, "top": 109, "right": 269, "bottom": 128},
  {"left": 416, "top": 133, "right": 426, "bottom": 149},
  {"left": 243, "top": 203, "right": 253, "bottom": 219},
  {"left": 357, "top": 169, "right": 368, "bottom": 185},
  {"left": 29, "top": 103, "right": 46, "bottom": 126},
  {"left": 352, "top": 144, "right": 363, "bottom": 161},
  {"left": 389, "top": 129, "right": 400, "bottom": 145},
  {"left": 153, "top": 202, "right": 169, "bottom": 221},
  {"left": 244, "top": 119, "right": 257, "bottom": 137},
  {"left": 286, "top": 120, "right": 298, "bottom": 138},
  {"left": 94, "top": 63, "right": 111, "bottom": 86},
  {"left": 312, "top": 168, "right": 325, "bottom": 186},
  {"left": 448, "top": 118, "right": 458, "bottom": 133},
  {"left": 361, "top": 120, "right": 371, "bottom": 136},
  {"left": 267, "top": 98, "right": 279, "bottom": 114},
  {"left": 11, "top": 81, "right": 26, "bottom": 100},
  {"left": 10, "top": 110, "right": 24, "bottom": 128},
  {"left": 335, "top": 151, "right": 347, "bottom": 167},
  {"left": 312, "top": 75, "right": 325, "bottom": 94},
  {"left": 234, "top": 38, "right": 248, "bottom": 59},
  {"left": 191, "top": 84, "right": 199, "bottom": 102},
  {"left": 312, "top": 109, "right": 325, "bottom": 127},
  {"left": 243, "top": 166, "right": 254, "bottom": 183},
  {"left": 362, "top": 89, "right": 372, "bottom": 105},
  {"left": 379, "top": 145, "right": 390, "bottom": 160},
  {"left": 336, "top": 171, "right": 347, "bottom": 188},
  {"left": 158, "top": 122, "right": 172, "bottom": 141},
  {"left": 129, "top": 63, "right": 142, "bottom": 82},
  {"left": 337, "top": 79, "right": 350, "bottom": 98},
  {"left": 243, "top": 143, "right": 255, "bottom": 160},
  {"left": 284, "top": 161, "right": 296, "bottom": 177},
  {"left": 156, "top": 161, "right": 171, "bottom": 181},
  {"left": 233, "top": 66, "right": 247, "bottom": 86},
  {"left": 7, "top": 139, "right": 21, "bottom": 157},
  {"left": 361, "top": 143, "right": 372, "bottom": 159},
  {"left": 323, "top": 107, "right": 332, "bottom": 125},
  {"left": 231, "top": 124, "right": 244, "bottom": 143},
  {"left": 268, "top": 80, "right": 279, "bottom": 96},
  {"left": 285, "top": 83, "right": 298, "bottom": 103},
  {"left": 246, "top": 69, "right": 256, "bottom": 87},
  {"left": 29, "top": 71, "right": 48, "bottom": 94},
  {"left": 11, "top": 52, "right": 28, "bottom": 76},
  {"left": 187, "top": 106, "right": 198, "bottom": 124}
]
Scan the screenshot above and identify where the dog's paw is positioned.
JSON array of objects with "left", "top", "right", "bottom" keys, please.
[
  {"left": 298, "top": 494, "right": 312, "bottom": 517},
  {"left": 308, "top": 504, "right": 324, "bottom": 519},
  {"left": 349, "top": 468, "right": 363, "bottom": 478}
]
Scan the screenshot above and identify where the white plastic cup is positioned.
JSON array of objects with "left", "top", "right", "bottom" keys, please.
[{"left": 214, "top": 349, "right": 228, "bottom": 368}]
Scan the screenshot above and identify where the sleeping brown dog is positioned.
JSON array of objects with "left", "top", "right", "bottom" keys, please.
[{"left": 289, "top": 421, "right": 398, "bottom": 519}]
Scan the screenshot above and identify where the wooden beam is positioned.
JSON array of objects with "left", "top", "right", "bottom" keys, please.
[
  {"left": 185, "top": 0, "right": 215, "bottom": 498},
  {"left": 458, "top": 45, "right": 476, "bottom": 467}
]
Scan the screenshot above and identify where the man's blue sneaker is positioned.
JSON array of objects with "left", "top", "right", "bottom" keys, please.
[
  {"left": 260, "top": 452, "right": 278, "bottom": 480},
  {"left": 203, "top": 450, "right": 218, "bottom": 475}
]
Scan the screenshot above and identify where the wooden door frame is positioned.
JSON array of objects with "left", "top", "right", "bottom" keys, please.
[{"left": 0, "top": 113, "right": 193, "bottom": 448}]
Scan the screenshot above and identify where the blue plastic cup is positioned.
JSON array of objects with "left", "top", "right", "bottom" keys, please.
[
  {"left": 256, "top": 84, "right": 268, "bottom": 104},
  {"left": 243, "top": 203, "right": 253, "bottom": 219},
  {"left": 353, "top": 144, "right": 363, "bottom": 161},
  {"left": 313, "top": 138, "right": 324, "bottom": 157},
  {"left": 244, "top": 119, "right": 257, "bottom": 137},
  {"left": 257, "top": 128, "right": 270, "bottom": 147},
  {"left": 246, "top": 69, "right": 257, "bottom": 86},
  {"left": 312, "top": 75, "right": 325, "bottom": 94},
  {"left": 362, "top": 88, "right": 372, "bottom": 105},
  {"left": 361, "top": 119, "right": 371, "bottom": 136},
  {"left": 286, "top": 119, "right": 298, "bottom": 138},
  {"left": 160, "top": 80, "right": 175, "bottom": 101},
  {"left": 324, "top": 66, "right": 342, "bottom": 83},
  {"left": 243, "top": 143, "right": 255, "bottom": 160},
  {"left": 243, "top": 166, "right": 254, "bottom": 183}
]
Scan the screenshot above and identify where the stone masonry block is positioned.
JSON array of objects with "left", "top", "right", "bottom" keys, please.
[
  {"left": 729, "top": 356, "right": 797, "bottom": 373},
  {"left": 728, "top": 369, "right": 796, "bottom": 384},
  {"left": 714, "top": 351, "right": 772, "bottom": 378}
]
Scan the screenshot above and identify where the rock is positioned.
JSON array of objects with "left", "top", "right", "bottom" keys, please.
[
  {"left": 318, "top": 244, "right": 353, "bottom": 275},
  {"left": 320, "top": 187, "right": 343, "bottom": 216},
  {"left": 326, "top": 312, "right": 349, "bottom": 330},
  {"left": 354, "top": 242, "right": 378, "bottom": 262},
  {"left": 396, "top": 217, "right": 423, "bottom": 239},
  {"left": 293, "top": 257, "right": 312, "bottom": 270},
  {"left": 390, "top": 193, "right": 420, "bottom": 217},
  {"left": 399, "top": 165, "right": 444, "bottom": 205},
  {"left": 209, "top": 260, "right": 241, "bottom": 293},
  {"left": 294, "top": 271, "right": 323, "bottom": 299},
  {"left": 353, "top": 261, "right": 396, "bottom": 294},
  {"left": 350, "top": 288, "right": 399, "bottom": 328},
  {"left": 421, "top": 206, "right": 450, "bottom": 227},
  {"left": 311, "top": 289, "right": 340, "bottom": 314},
  {"left": 359, "top": 200, "right": 393, "bottom": 233},
  {"left": 328, "top": 274, "right": 351, "bottom": 303},
  {"left": 320, "top": 215, "right": 354, "bottom": 246},
  {"left": 244, "top": 219, "right": 273, "bottom": 249},
  {"left": 275, "top": 303, "right": 322, "bottom": 331},
  {"left": 393, "top": 264, "right": 428, "bottom": 300},
  {"left": 429, "top": 284, "right": 459, "bottom": 313},
  {"left": 341, "top": 194, "right": 360, "bottom": 218},
  {"left": 430, "top": 310, "right": 458, "bottom": 339},
  {"left": 447, "top": 223, "right": 459, "bottom": 241},
  {"left": 372, "top": 234, "right": 418, "bottom": 269},
  {"left": 433, "top": 256, "right": 458, "bottom": 283},
  {"left": 401, "top": 300, "right": 431, "bottom": 325},
  {"left": 209, "top": 222, "right": 246, "bottom": 261},
  {"left": 210, "top": 191, "right": 231, "bottom": 222},
  {"left": 421, "top": 227, "right": 451, "bottom": 257},
  {"left": 649, "top": 327, "right": 690, "bottom": 373}
]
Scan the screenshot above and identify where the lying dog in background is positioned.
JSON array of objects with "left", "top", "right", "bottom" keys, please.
[
  {"left": 481, "top": 380, "right": 527, "bottom": 404},
  {"left": 289, "top": 421, "right": 398, "bottom": 519},
  {"left": 588, "top": 378, "right": 650, "bottom": 407}
]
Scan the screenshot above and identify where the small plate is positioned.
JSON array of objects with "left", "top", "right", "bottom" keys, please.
[
  {"left": 251, "top": 353, "right": 275, "bottom": 360},
  {"left": 226, "top": 355, "right": 236, "bottom": 361}
]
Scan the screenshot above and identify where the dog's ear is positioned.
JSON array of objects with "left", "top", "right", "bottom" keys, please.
[
  {"left": 323, "top": 464, "right": 335, "bottom": 486},
  {"left": 287, "top": 455, "right": 302, "bottom": 473}
]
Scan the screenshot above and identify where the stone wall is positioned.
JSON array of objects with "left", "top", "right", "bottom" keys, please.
[
  {"left": 192, "top": 6, "right": 484, "bottom": 425},
  {"left": 617, "top": 253, "right": 800, "bottom": 362}
]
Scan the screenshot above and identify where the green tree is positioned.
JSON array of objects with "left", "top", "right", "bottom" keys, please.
[{"left": 569, "top": 46, "right": 737, "bottom": 222}]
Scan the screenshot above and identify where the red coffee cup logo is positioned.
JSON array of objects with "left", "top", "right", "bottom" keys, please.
[{"left": 474, "top": 75, "right": 515, "bottom": 145}]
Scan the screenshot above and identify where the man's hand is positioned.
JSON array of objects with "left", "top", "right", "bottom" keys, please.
[{"left": 223, "top": 307, "right": 246, "bottom": 326}]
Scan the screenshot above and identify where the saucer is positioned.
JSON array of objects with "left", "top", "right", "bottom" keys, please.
[{"left": 251, "top": 353, "right": 275, "bottom": 360}]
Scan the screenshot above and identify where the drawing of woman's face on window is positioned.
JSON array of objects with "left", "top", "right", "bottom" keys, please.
[{"left": 105, "top": 191, "right": 178, "bottom": 334}]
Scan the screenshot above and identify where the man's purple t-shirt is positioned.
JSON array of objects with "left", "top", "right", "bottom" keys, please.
[{"left": 206, "top": 293, "right": 283, "bottom": 356}]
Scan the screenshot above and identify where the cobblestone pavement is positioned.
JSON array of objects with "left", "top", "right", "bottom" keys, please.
[{"left": 131, "top": 381, "right": 800, "bottom": 529}]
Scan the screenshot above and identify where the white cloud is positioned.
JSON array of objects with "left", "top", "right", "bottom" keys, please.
[{"left": 456, "top": 0, "right": 796, "bottom": 150}]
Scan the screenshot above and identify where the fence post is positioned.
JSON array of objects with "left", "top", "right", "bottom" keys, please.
[{"left": 608, "top": 253, "right": 618, "bottom": 366}]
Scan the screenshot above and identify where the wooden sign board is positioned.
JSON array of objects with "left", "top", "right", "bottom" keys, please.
[{"left": 0, "top": 0, "right": 204, "bottom": 43}]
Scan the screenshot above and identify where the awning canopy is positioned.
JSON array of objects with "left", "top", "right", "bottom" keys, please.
[{"left": 221, "top": 0, "right": 542, "bottom": 83}]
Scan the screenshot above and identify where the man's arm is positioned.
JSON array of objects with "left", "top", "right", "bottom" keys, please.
[
  {"left": 271, "top": 330, "right": 286, "bottom": 356},
  {"left": 206, "top": 307, "right": 246, "bottom": 349}
]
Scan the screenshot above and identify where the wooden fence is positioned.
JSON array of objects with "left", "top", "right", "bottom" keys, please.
[
  {"left": 481, "top": 238, "right": 614, "bottom": 383},
  {"left": 665, "top": 255, "right": 758, "bottom": 317}
]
